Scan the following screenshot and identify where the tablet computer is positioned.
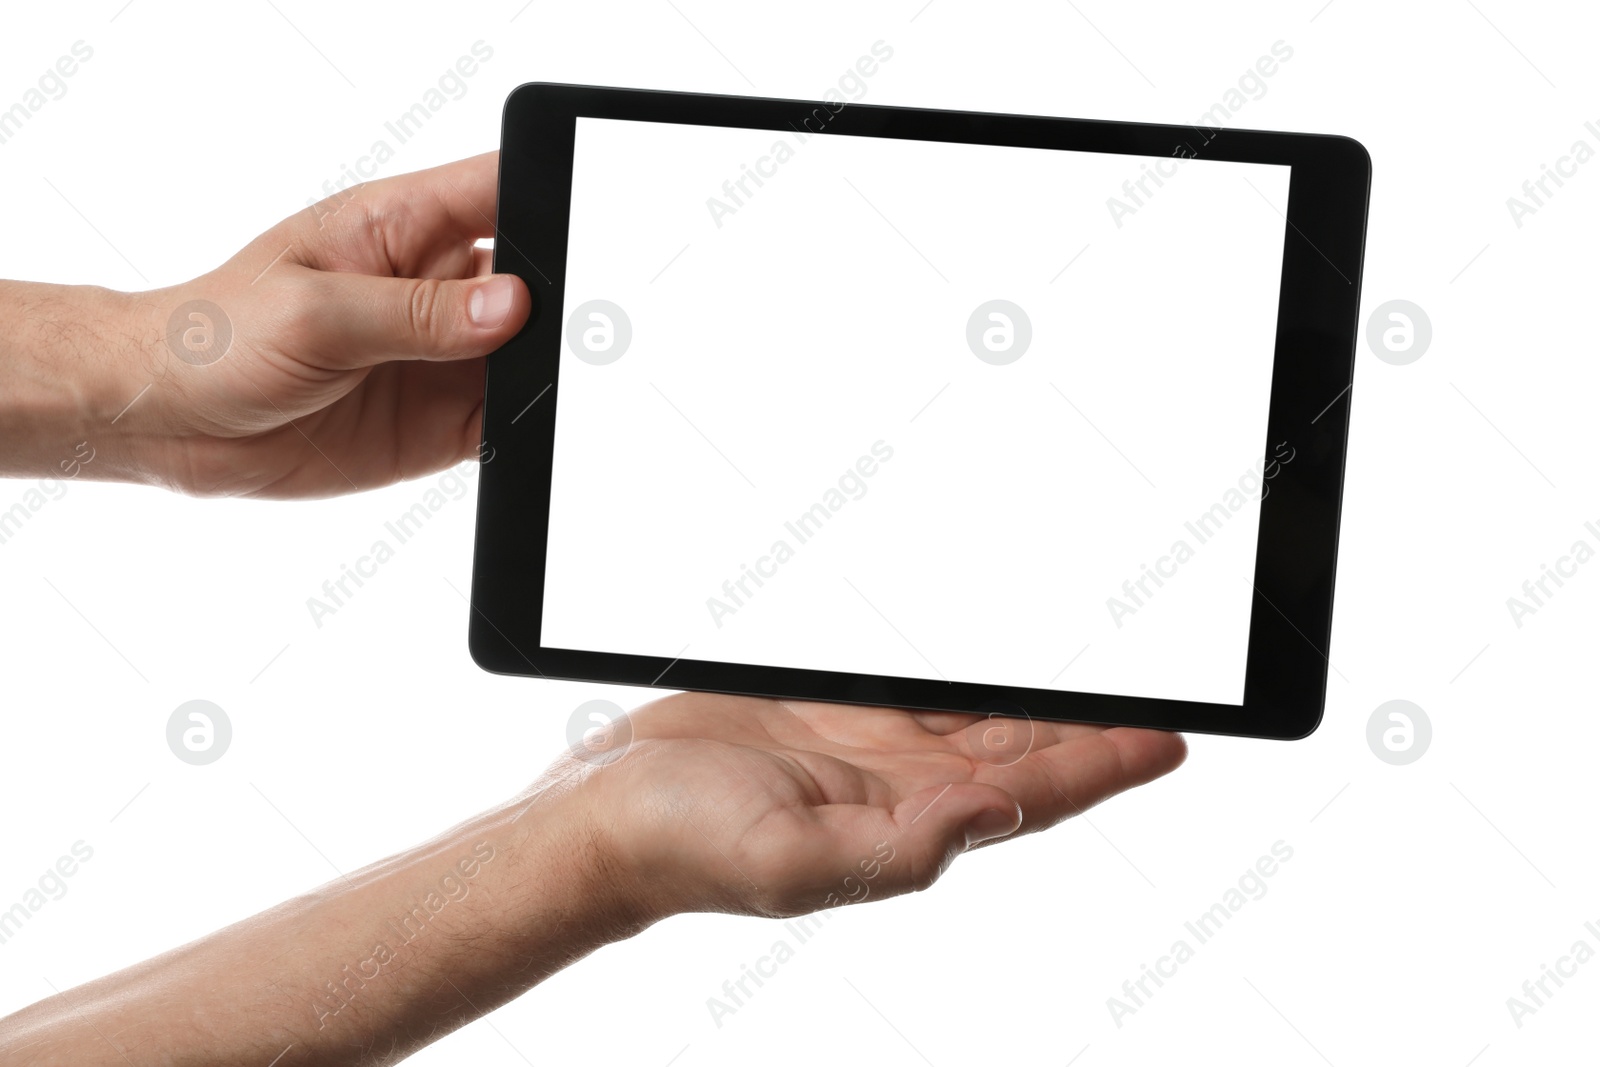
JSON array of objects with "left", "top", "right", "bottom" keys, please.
[{"left": 469, "top": 83, "right": 1369, "bottom": 740}]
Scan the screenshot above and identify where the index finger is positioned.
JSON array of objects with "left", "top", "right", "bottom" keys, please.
[{"left": 295, "top": 151, "right": 503, "bottom": 276}]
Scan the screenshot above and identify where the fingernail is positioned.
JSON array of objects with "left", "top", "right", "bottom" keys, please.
[
  {"left": 964, "top": 809, "right": 1017, "bottom": 848},
  {"left": 469, "top": 275, "right": 514, "bottom": 329}
]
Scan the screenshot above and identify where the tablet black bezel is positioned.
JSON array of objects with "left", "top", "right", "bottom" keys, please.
[{"left": 470, "top": 83, "right": 1370, "bottom": 741}]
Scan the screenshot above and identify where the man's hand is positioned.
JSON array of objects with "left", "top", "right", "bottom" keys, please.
[
  {"left": 1, "top": 152, "right": 531, "bottom": 497},
  {"left": 559, "top": 694, "right": 1188, "bottom": 920},
  {"left": 0, "top": 695, "right": 1183, "bottom": 1066}
]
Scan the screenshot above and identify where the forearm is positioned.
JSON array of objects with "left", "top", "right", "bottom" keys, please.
[
  {"left": 0, "top": 777, "right": 658, "bottom": 1066},
  {"left": 0, "top": 280, "right": 156, "bottom": 484}
]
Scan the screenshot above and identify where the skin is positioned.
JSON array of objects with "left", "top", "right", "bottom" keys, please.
[
  {"left": 2, "top": 152, "right": 529, "bottom": 497},
  {"left": 0, "top": 153, "right": 1187, "bottom": 1065}
]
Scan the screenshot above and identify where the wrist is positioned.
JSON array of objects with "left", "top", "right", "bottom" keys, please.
[
  {"left": 252, "top": 780, "right": 671, "bottom": 1054},
  {"left": 0, "top": 281, "right": 165, "bottom": 485},
  {"left": 492, "top": 769, "right": 682, "bottom": 938}
]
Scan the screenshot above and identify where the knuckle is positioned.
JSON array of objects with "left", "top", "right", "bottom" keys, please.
[
  {"left": 913, "top": 843, "right": 964, "bottom": 894},
  {"left": 405, "top": 277, "right": 448, "bottom": 342},
  {"left": 905, "top": 855, "right": 944, "bottom": 895}
]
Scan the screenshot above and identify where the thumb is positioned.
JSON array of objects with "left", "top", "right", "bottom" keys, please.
[
  {"left": 876, "top": 783, "right": 1023, "bottom": 896},
  {"left": 300, "top": 270, "right": 532, "bottom": 367}
]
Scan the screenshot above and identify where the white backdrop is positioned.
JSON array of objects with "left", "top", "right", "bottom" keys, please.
[{"left": 2, "top": 2, "right": 1597, "bottom": 1064}]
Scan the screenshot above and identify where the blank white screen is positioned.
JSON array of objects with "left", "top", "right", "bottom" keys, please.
[{"left": 541, "top": 116, "right": 1289, "bottom": 706}]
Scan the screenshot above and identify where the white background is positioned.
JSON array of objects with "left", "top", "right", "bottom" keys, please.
[
  {"left": 546, "top": 117, "right": 1288, "bottom": 705},
  {"left": 1, "top": 2, "right": 1597, "bottom": 1064}
]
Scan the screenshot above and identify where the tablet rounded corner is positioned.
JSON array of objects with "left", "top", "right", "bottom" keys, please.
[
  {"left": 503, "top": 81, "right": 554, "bottom": 121},
  {"left": 467, "top": 619, "right": 518, "bottom": 677},
  {"left": 1280, "top": 703, "right": 1326, "bottom": 741},
  {"left": 1327, "top": 134, "right": 1372, "bottom": 186}
]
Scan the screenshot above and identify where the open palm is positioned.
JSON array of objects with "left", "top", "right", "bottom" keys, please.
[{"left": 571, "top": 693, "right": 1186, "bottom": 918}]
